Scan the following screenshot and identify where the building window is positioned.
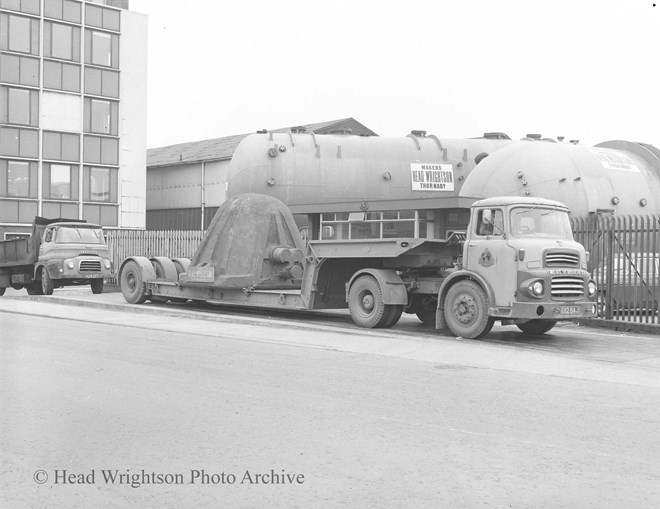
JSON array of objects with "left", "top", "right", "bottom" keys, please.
[
  {"left": 0, "top": 53, "right": 39, "bottom": 86},
  {"left": 43, "top": 60, "right": 80, "bottom": 92},
  {"left": 43, "top": 162, "right": 78, "bottom": 199},
  {"left": 83, "top": 135, "right": 117, "bottom": 165},
  {"left": 85, "top": 4, "right": 119, "bottom": 31},
  {"left": 84, "top": 166, "right": 117, "bottom": 202},
  {"left": 0, "top": 159, "right": 36, "bottom": 197},
  {"left": 84, "top": 97, "right": 117, "bottom": 135},
  {"left": 0, "top": 0, "right": 40, "bottom": 15},
  {"left": 0, "top": 126, "right": 38, "bottom": 157},
  {"left": 44, "top": 21, "right": 81, "bottom": 62},
  {"left": 84, "top": 67, "right": 118, "bottom": 98},
  {"left": 84, "top": 29, "right": 119, "bottom": 68},
  {"left": 44, "top": 0, "right": 81, "bottom": 23},
  {"left": 1, "top": 86, "right": 39, "bottom": 126},
  {"left": 0, "top": 13, "right": 40, "bottom": 55},
  {"left": 42, "top": 131, "right": 79, "bottom": 161},
  {"left": 7, "top": 159, "right": 29, "bottom": 196}
]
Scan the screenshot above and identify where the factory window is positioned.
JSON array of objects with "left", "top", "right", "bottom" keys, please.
[
  {"left": 43, "top": 60, "right": 80, "bottom": 92},
  {"left": 0, "top": 126, "right": 38, "bottom": 157},
  {"left": 0, "top": 159, "right": 36, "bottom": 197},
  {"left": 83, "top": 135, "right": 118, "bottom": 165},
  {"left": 85, "top": 4, "right": 119, "bottom": 31},
  {"left": 44, "top": 0, "right": 81, "bottom": 23},
  {"left": 44, "top": 21, "right": 81, "bottom": 61},
  {"left": 0, "top": 13, "right": 40, "bottom": 55},
  {"left": 83, "top": 166, "right": 117, "bottom": 202},
  {"left": 43, "top": 162, "right": 78, "bottom": 199},
  {"left": 0, "top": 53, "right": 39, "bottom": 86},
  {"left": 84, "top": 29, "right": 119, "bottom": 68},
  {"left": 320, "top": 210, "right": 420, "bottom": 240},
  {"left": 84, "top": 67, "right": 119, "bottom": 98},
  {"left": 0, "top": 0, "right": 40, "bottom": 15},
  {"left": 42, "top": 131, "right": 80, "bottom": 161},
  {"left": 83, "top": 97, "right": 117, "bottom": 135},
  {"left": 0, "top": 86, "right": 38, "bottom": 126}
]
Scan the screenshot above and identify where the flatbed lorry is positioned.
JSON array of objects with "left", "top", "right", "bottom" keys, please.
[
  {"left": 0, "top": 217, "right": 114, "bottom": 296},
  {"left": 119, "top": 193, "right": 597, "bottom": 338}
]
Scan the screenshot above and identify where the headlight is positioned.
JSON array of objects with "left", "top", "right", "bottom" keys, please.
[
  {"left": 67, "top": 261, "right": 75, "bottom": 269},
  {"left": 588, "top": 280, "right": 597, "bottom": 297},
  {"left": 530, "top": 281, "right": 544, "bottom": 296},
  {"left": 104, "top": 260, "right": 112, "bottom": 269}
]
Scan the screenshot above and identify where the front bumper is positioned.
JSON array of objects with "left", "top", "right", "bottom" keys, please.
[{"left": 490, "top": 301, "right": 597, "bottom": 320}]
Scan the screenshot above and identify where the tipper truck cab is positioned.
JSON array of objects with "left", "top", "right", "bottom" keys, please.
[
  {"left": 119, "top": 193, "right": 597, "bottom": 339},
  {"left": 0, "top": 217, "right": 114, "bottom": 296}
]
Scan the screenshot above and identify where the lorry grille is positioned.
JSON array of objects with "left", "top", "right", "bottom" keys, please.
[
  {"left": 80, "top": 260, "right": 102, "bottom": 272},
  {"left": 551, "top": 276, "right": 584, "bottom": 299},
  {"left": 545, "top": 250, "right": 580, "bottom": 267}
]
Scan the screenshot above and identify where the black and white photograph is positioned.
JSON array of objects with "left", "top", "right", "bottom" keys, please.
[{"left": 1, "top": 0, "right": 659, "bottom": 507}]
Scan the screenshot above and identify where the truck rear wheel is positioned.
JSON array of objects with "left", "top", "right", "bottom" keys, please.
[
  {"left": 120, "top": 260, "right": 148, "bottom": 304},
  {"left": 41, "top": 269, "right": 54, "bottom": 295},
  {"left": 348, "top": 275, "right": 389, "bottom": 328},
  {"left": 516, "top": 319, "right": 557, "bottom": 334},
  {"left": 381, "top": 305, "right": 403, "bottom": 328},
  {"left": 91, "top": 278, "right": 104, "bottom": 294},
  {"left": 444, "top": 280, "right": 494, "bottom": 339}
]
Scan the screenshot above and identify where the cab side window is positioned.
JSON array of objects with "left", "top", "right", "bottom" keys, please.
[
  {"left": 43, "top": 228, "right": 53, "bottom": 243},
  {"left": 476, "top": 209, "right": 504, "bottom": 237}
]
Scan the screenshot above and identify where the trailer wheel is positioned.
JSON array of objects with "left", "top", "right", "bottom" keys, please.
[
  {"left": 381, "top": 305, "right": 403, "bottom": 328},
  {"left": 91, "top": 278, "right": 104, "bottom": 294},
  {"left": 444, "top": 280, "right": 494, "bottom": 339},
  {"left": 41, "top": 268, "right": 54, "bottom": 295},
  {"left": 120, "top": 260, "right": 148, "bottom": 304},
  {"left": 348, "top": 275, "right": 389, "bottom": 328},
  {"left": 516, "top": 319, "right": 557, "bottom": 334}
]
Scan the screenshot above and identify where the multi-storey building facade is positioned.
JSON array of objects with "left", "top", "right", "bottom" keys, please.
[{"left": 0, "top": 0, "right": 146, "bottom": 235}]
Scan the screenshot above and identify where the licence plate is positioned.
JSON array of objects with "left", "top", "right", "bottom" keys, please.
[
  {"left": 558, "top": 306, "right": 579, "bottom": 315},
  {"left": 82, "top": 273, "right": 103, "bottom": 278}
]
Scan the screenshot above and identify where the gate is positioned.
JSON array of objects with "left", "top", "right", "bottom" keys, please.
[{"left": 571, "top": 215, "right": 659, "bottom": 323}]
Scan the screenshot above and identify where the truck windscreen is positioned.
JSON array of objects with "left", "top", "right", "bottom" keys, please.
[
  {"left": 510, "top": 207, "right": 573, "bottom": 240},
  {"left": 55, "top": 227, "right": 105, "bottom": 244}
]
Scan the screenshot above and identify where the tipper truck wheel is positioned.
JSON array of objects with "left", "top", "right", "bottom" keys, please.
[
  {"left": 120, "top": 260, "right": 148, "bottom": 304},
  {"left": 91, "top": 278, "right": 104, "bottom": 294},
  {"left": 444, "top": 280, "right": 494, "bottom": 339},
  {"left": 516, "top": 320, "right": 557, "bottom": 334},
  {"left": 41, "top": 269, "right": 54, "bottom": 295},
  {"left": 348, "top": 275, "right": 397, "bottom": 328}
]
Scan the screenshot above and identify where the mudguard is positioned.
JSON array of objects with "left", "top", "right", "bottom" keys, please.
[
  {"left": 346, "top": 269, "right": 408, "bottom": 305},
  {"left": 120, "top": 256, "right": 157, "bottom": 283},
  {"left": 150, "top": 256, "right": 179, "bottom": 282}
]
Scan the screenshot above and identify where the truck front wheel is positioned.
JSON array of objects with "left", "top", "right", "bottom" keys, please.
[
  {"left": 41, "top": 269, "right": 54, "bottom": 295},
  {"left": 444, "top": 280, "right": 494, "bottom": 339},
  {"left": 120, "top": 260, "right": 148, "bottom": 304},
  {"left": 91, "top": 278, "right": 104, "bottom": 294},
  {"left": 348, "top": 275, "right": 391, "bottom": 328},
  {"left": 516, "top": 319, "right": 557, "bottom": 334}
]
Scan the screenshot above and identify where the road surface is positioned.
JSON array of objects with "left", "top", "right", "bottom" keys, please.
[{"left": 1, "top": 294, "right": 659, "bottom": 508}]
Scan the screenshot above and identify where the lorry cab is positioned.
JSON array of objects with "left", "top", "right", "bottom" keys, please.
[{"left": 457, "top": 196, "right": 597, "bottom": 335}]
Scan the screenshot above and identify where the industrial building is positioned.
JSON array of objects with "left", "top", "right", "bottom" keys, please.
[
  {"left": 0, "top": 0, "right": 147, "bottom": 236},
  {"left": 146, "top": 118, "right": 376, "bottom": 230}
]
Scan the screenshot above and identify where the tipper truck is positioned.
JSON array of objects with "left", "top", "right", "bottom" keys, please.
[
  {"left": 119, "top": 193, "right": 597, "bottom": 338},
  {"left": 0, "top": 217, "right": 114, "bottom": 296}
]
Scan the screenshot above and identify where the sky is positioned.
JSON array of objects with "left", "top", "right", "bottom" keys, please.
[{"left": 129, "top": 0, "right": 659, "bottom": 149}]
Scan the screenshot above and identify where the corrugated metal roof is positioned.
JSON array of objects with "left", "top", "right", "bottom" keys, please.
[{"left": 147, "top": 117, "right": 378, "bottom": 168}]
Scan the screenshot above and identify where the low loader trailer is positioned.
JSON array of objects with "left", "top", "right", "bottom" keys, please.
[{"left": 119, "top": 194, "right": 598, "bottom": 339}]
